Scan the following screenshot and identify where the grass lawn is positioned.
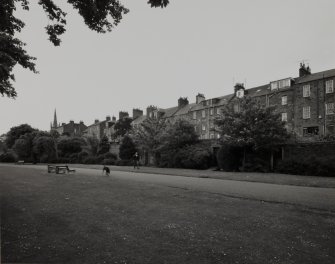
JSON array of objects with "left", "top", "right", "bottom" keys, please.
[{"left": 1, "top": 166, "right": 334, "bottom": 264}]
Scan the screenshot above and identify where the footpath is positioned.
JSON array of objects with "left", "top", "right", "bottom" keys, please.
[{"left": 69, "top": 163, "right": 335, "bottom": 188}]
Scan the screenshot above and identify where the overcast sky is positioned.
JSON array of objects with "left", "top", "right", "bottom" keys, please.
[{"left": 1, "top": 0, "right": 335, "bottom": 134}]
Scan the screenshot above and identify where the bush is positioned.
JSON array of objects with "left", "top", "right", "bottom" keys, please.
[
  {"left": 174, "top": 145, "right": 212, "bottom": 170},
  {"left": 103, "top": 158, "right": 116, "bottom": 165},
  {"left": 103, "top": 152, "right": 117, "bottom": 160},
  {"left": 276, "top": 156, "right": 335, "bottom": 177},
  {"left": 82, "top": 156, "right": 99, "bottom": 164},
  {"left": 216, "top": 145, "right": 242, "bottom": 171},
  {"left": 77, "top": 151, "right": 89, "bottom": 163},
  {"left": 0, "top": 152, "right": 17, "bottom": 162},
  {"left": 56, "top": 157, "right": 71, "bottom": 163},
  {"left": 116, "top": 159, "right": 133, "bottom": 166}
]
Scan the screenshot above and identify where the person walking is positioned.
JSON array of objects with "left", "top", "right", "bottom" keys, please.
[{"left": 133, "top": 152, "right": 140, "bottom": 169}]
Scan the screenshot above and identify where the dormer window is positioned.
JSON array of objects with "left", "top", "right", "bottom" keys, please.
[
  {"left": 270, "top": 78, "right": 292, "bottom": 90},
  {"left": 236, "top": 89, "right": 244, "bottom": 98}
]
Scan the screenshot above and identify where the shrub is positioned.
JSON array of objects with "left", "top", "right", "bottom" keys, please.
[
  {"left": 276, "top": 156, "right": 335, "bottom": 177},
  {"left": 82, "top": 156, "right": 99, "bottom": 164},
  {"left": 116, "top": 159, "right": 133, "bottom": 166},
  {"left": 119, "top": 135, "right": 137, "bottom": 160},
  {"left": 103, "top": 158, "right": 116, "bottom": 165},
  {"left": 174, "top": 145, "right": 212, "bottom": 170},
  {"left": 77, "top": 151, "right": 89, "bottom": 163},
  {"left": 56, "top": 157, "right": 71, "bottom": 164},
  {"left": 216, "top": 145, "right": 242, "bottom": 171},
  {"left": 103, "top": 152, "right": 117, "bottom": 160},
  {"left": 0, "top": 152, "right": 17, "bottom": 163}
]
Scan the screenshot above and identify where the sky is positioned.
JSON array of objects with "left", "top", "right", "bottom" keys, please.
[{"left": 1, "top": 0, "right": 335, "bottom": 134}]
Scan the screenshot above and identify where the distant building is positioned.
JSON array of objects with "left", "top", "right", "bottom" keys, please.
[
  {"left": 84, "top": 116, "right": 115, "bottom": 141},
  {"left": 50, "top": 109, "right": 87, "bottom": 137}
]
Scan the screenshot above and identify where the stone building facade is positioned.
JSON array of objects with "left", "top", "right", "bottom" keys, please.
[{"left": 142, "top": 64, "right": 335, "bottom": 141}]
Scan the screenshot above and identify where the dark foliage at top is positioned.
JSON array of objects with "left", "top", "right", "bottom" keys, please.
[{"left": 1, "top": 0, "right": 169, "bottom": 98}]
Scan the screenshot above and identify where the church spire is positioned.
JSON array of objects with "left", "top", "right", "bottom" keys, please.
[{"left": 53, "top": 109, "right": 58, "bottom": 128}]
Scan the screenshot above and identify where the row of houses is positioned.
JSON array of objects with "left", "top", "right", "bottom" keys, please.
[{"left": 51, "top": 64, "right": 335, "bottom": 142}]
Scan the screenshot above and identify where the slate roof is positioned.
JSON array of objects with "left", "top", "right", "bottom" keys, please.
[
  {"left": 132, "top": 115, "right": 147, "bottom": 125},
  {"left": 295, "top": 68, "right": 335, "bottom": 84}
]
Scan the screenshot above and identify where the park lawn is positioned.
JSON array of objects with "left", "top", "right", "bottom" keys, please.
[{"left": 1, "top": 166, "right": 334, "bottom": 264}]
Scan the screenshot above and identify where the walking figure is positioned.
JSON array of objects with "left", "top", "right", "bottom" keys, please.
[
  {"left": 133, "top": 152, "right": 140, "bottom": 169},
  {"left": 102, "top": 165, "right": 110, "bottom": 176}
]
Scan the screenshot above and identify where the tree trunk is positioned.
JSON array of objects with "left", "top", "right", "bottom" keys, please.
[{"left": 270, "top": 150, "right": 274, "bottom": 171}]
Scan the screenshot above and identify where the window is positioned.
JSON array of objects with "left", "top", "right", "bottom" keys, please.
[
  {"left": 217, "top": 134, "right": 221, "bottom": 139},
  {"left": 303, "top": 106, "right": 310, "bottom": 119},
  {"left": 281, "top": 113, "right": 287, "bottom": 122},
  {"left": 326, "top": 80, "right": 334, "bottom": 93},
  {"left": 271, "top": 82, "right": 278, "bottom": 90},
  {"left": 202, "top": 110, "right": 206, "bottom": 118},
  {"left": 236, "top": 90, "right": 244, "bottom": 98},
  {"left": 194, "top": 126, "right": 197, "bottom": 132},
  {"left": 210, "top": 108, "right": 214, "bottom": 115},
  {"left": 303, "top": 85, "right": 310, "bottom": 97},
  {"left": 193, "top": 111, "right": 196, "bottom": 119},
  {"left": 281, "top": 96, "right": 287, "bottom": 105},
  {"left": 202, "top": 125, "right": 206, "bottom": 131},
  {"left": 270, "top": 78, "right": 291, "bottom": 90},
  {"left": 210, "top": 133, "right": 215, "bottom": 139},
  {"left": 326, "top": 103, "right": 334, "bottom": 115},
  {"left": 303, "top": 127, "right": 319, "bottom": 137},
  {"left": 216, "top": 108, "right": 220, "bottom": 115}
]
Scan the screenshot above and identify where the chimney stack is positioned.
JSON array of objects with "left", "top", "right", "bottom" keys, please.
[
  {"left": 299, "top": 63, "right": 311, "bottom": 77},
  {"left": 119, "top": 111, "right": 129, "bottom": 120},
  {"left": 106, "top": 116, "right": 111, "bottom": 121},
  {"left": 178, "top": 97, "right": 189, "bottom": 108},
  {"left": 196, "top": 93, "right": 205, "bottom": 104},
  {"left": 133, "top": 108, "right": 143, "bottom": 120},
  {"left": 94, "top": 119, "right": 99, "bottom": 124}
]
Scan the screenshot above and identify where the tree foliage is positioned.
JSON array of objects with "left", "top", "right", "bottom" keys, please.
[
  {"left": 119, "top": 134, "right": 136, "bottom": 160},
  {"left": 158, "top": 119, "right": 199, "bottom": 167},
  {"left": 57, "top": 137, "right": 85, "bottom": 156},
  {"left": 5, "top": 124, "right": 36, "bottom": 148},
  {"left": 215, "top": 96, "right": 290, "bottom": 150},
  {"left": 1, "top": 0, "right": 169, "bottom": 98},
  {"left": 215, "top": 96, "right": 291, "bottom": 169},
  {"left": 132, "top": 117, "right": 166, "bottom": 164},
  {"left": 98, "top": 135, "right": 110, "bottom": 154},
  {"left": 113, "top": 117, "right": 132, "bottom": 138}
]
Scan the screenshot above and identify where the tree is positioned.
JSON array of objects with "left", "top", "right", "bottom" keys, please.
[
  {"left": 132, "top": 117, "right": 166, "bottom": 165},
  {"left": 57, "top": 137, "right": 85, "bottom": 157},
  {"left": 1, "top": 0, "right": 169, "bottom": 98},
  {"left": 119, "top": 135, "right": 136, "bottom": 160},
  {"left": 33, "top": 135, "right": 56, "bottom": 162},
  {"left": 215, "top": 96, "right": 291, "bottom": 170},
  {"left": 160, "top": 119, "right": 199, "bottom": 151},
  {"left": 5, "top": 124, "right": 36, "bottom": 148},
  {"left": 85, "top": 136, "right": 99, "bottom": 156},
  {"left": 98, "top": 135, "right": 110, "bottom": 154},
  {"left": 158, "top": 119, "right": 199, "bottom": 167},
  {"left": 113, "top": 117, "right": 132, "bottom": 138}
]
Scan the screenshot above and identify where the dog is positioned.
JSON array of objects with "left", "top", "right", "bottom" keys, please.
[{"left": 102, "top": 166, "right": 110, "bottom": 176}]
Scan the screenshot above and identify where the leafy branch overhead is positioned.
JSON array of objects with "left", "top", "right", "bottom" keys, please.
[{"left": 0, "top": 0, "right": 169, "bottom": 98}]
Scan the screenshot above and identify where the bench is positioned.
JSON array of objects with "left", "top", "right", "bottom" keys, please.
[
  {"left": 16, "top": 160, "right": 25, "bottom": 165},
  {"left": 47, "top": 165, "right": 76, "bottom": 174}
]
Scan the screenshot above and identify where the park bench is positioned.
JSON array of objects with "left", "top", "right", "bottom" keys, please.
[
  {"left": 47, "top": 165, "right": 76, "bottom": 174},
  {"left": 16, "top": 160, "right": 24, "bottom": 165}
]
